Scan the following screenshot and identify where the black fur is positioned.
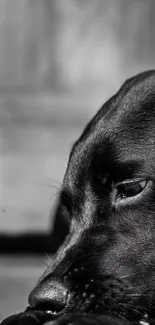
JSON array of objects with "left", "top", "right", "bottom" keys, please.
[{"left": 3, "top": 71, "right": 155, "bottom": 325}]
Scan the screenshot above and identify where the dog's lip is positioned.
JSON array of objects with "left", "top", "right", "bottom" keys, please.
[
  {"left": 30, "top": 307, "right": 64, "bottom": 318},
  {"left": 28, "top": 303, "right": 68, "bottom": 317},
  {"left": 45, "top": 310, "right": 63, "bottom": 316},
  {"left": 26, "top": 306, "right": 58, "bottom": 314},
  {"left": 25, "top": 307, "right": 62, "bottom": 323}
]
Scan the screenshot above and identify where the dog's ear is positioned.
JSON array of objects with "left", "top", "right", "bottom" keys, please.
[{"left": 49, "top": 197, "right": 69, "bottom": 252}]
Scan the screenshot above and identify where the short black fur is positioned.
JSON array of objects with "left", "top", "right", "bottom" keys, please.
[{"left": 3, "top": 71, "right": 155, "bottom": 325}]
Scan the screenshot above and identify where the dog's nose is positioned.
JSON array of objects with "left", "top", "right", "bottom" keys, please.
[{"left": 28, "top": 280, "right": 68, "bottom": 313}]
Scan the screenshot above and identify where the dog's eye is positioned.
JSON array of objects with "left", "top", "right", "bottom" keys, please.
[{"left": 116, "top": 180, "right": 147, "bottom": 201}]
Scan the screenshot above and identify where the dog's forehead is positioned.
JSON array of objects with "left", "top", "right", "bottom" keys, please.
[
  {"left": 91, "top": 71, "right": 155, "bottom": 140},
  {"left": 76, "top": 71, "right": 155, "bottom": 151},
  {"left": 65, "top": 72, "right": 155, "bottom": 187}
]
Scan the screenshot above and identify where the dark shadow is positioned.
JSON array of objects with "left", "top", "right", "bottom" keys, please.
[
  {"left": 0, "top": 200, "right": 69, "bottom": 255},
  {"left": 0, "top": 233, "right": 53, "bottom": 254}
]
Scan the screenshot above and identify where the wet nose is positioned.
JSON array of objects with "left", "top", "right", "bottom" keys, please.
[{"left": 28, "top": 279, "right": 68, "bottom": 314}]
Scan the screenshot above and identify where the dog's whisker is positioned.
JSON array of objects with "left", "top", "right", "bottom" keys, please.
[
  {"left": 120, "top": 274, "right": 130, "bottom": 279},
  {"left": 45, "top": 252, "right": 52, "bottom": 262},
  {"left": 126, "top": 293, "right": 146, "bottom": 297},
  {"left": 127, "top": 293, "right": 141, "bottom": 297},
  {"left": 50, "top": 179, "right": 62, "bottom": 186},
  {"left": 38, "top": 181, "right": 61, "bottom": 191},
  {"left": 117, "top": 302, "right": 144, "bottom": 317},
  {"left": 50, "top": 191, "right": 61, "bottom": 202},
  {"left": 117, "top": 301, "right": 151, "bottom": 315},
  {"left": 112, "top": 310, "right": 127, "bottom": 321}
]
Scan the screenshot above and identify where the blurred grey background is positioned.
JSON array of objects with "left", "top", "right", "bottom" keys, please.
[{"left": 0, "top": 0, "right": 155, "bottom": 320}]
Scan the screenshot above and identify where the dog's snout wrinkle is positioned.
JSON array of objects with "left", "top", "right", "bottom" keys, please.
[{"left": 28, "top": 279, "right": 68, "bottom": 314}]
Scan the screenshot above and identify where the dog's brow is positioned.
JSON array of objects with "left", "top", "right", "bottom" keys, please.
[
  {"left": 116, "top": 159, "right": 142, "bottom": 171},
  {"left": 108, "top": 159, "right": 144, "bottom": 181}
]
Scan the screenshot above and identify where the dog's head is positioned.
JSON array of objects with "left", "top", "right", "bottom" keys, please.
[{"left": 29, "top": 71, "right": 155, "bottom": 322}]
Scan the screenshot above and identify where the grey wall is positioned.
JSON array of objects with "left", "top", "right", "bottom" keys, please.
[{"left": 0, "top": 0, "right": 155, "bottom": 232}]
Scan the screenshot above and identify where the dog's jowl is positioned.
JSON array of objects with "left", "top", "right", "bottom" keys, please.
[{"left": 3, "top": 71, "right": 155, "bottom": 325}]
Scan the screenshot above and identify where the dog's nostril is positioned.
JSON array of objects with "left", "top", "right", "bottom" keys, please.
[{"left": 28, "top": 280, "right": 68, "bottom": 314}]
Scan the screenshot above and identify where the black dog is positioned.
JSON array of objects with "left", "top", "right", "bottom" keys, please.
[{"left": 3, "top": 70, "right": 155, "bottom": 325}]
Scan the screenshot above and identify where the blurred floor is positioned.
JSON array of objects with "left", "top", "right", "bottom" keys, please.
[{"left": 0, "top": 255, "right": 49, "bottom": 320}]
